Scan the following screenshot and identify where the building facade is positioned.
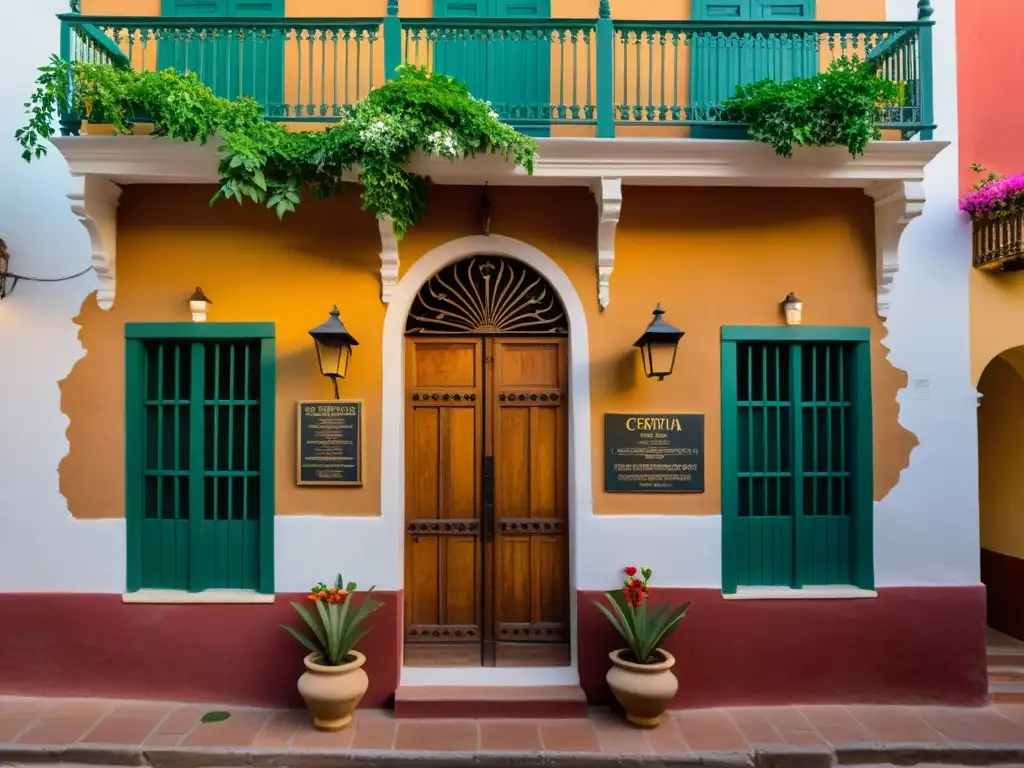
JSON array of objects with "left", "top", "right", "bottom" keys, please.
[
  {"left": 957, "top": 0, "right": 1024, "bottom": 648},
  {"left": 0, "top": 0, "right": 984, "bottom": 711}
]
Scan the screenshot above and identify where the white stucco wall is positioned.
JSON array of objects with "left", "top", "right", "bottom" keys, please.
[
  {"left": 0, "top": 0, "right": 975, "bottom": 595},
  {"left": 874, "top": 0, "right": 978, "bottom": 587},
  {"left": 0, "top": 0, "right": 124, "bottom": 593}
]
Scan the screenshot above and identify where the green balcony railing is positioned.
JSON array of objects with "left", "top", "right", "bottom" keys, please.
[{"left": 54, "top": 0, "right": 935, "bottom": 141}]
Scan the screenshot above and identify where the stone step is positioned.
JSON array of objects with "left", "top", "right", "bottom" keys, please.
[
  {"left": 394, "top": 684, "right": 588, "bottom": 718},
  {"left": 986, "top": 646, "right": 1024, "bottom": 667},
  {"left": 989, "top": 681, "right": 1024, "bottom": 704},
  {"left": 988, "top": 665, "right": 1024, "bottom": 683}
]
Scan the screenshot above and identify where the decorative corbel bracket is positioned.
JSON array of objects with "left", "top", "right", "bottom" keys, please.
[
  {"left": 865, "top": 180, "right": 926, "bottom": 319},
  {"left": 378, "top": 217, "right": 399, "bottom": 304},
  {"left": 68, "top": 174, "right": 123, "bottom": 310},
  {"left": 590, "top": 177, "right": 622, "bottom": 311}
]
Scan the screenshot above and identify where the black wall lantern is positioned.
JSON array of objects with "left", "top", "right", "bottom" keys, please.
[
  {"left": 308, "top": 305, "right": 359, "bottom": 399},
  {"left": 634, "top": 304, "right": 685, "bottom": 381}
]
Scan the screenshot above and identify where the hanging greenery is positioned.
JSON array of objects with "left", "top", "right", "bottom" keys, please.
[
  {"left": 719, "top": 56, "right": 902, "bottom": 159},
  {"left": 17, "top": 57, "right": 536, "bottom": 238}
]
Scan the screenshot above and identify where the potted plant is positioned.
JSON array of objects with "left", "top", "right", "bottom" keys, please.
[
  {"left": 961, "top": 165, "right": 1024, "bottom": 270},
  {"left": 594, "top": 566, "right": 691, "bottom": 728},
  {"left": 282, "top": 574, "right": 383, "bottom": 731}
]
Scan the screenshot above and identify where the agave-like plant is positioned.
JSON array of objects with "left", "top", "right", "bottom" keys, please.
[
  {"left": 593, "top": 566, "right": 691, "bottom": 665},
  {"left": 282, "top": 574, "right": 383, "bottom": 666}
]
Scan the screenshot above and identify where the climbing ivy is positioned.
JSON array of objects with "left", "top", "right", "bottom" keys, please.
[{"left": 17, "top": 57, "right": 536, "bottom": 238}]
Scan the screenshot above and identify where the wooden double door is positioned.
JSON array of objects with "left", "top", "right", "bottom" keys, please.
[{"left": 404, "top": 336, "right": 569, "bottom": 667}]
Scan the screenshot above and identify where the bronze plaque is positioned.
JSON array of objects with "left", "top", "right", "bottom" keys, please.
[
  {"left": 604, "top": 413, "right": 704, "bottom": 493},
  {"left": 296, "top": 400, "right": 363, "bottom": 486}
]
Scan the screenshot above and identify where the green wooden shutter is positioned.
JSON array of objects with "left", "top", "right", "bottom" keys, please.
[
  {"left": 720, "top": 328, "right": 873, "bottom": 593},
  {"left": 491, "top": 0, "right": 552, "bottom": 136},
  {"left": 849, "top": 340, "right": 874, "bottom": 590},
  {"left": 157, "top": 0, "right": 227, "bottom": 99},
  {"left": 136, "top": 340, "right": 193, "bottom": 591},
  {"left": 432, "top": 0, "right": 552, "bottom": 137},
  {"left": 796, "top": 342, "right": 853, "bottom": 587},
  {"left": 126, "top": 324, "right": 275, "bottom": 594},
  {"left": 195, "top": 339, "right": 264, "bottom": 590},
  {"left": 690, "top": 0, "right": 816, "bottom": 139},
  {"left": 157, "top": 0, "right": 285, "bottom": 115},
  {"left": 756, "top": 1, "right": 818, "bottom": 83},
  {"left": 731, "top": 341, "right": 796, "bottom": 588},
  {"left": 433, "top": 0, "right": 491, "bottom": 125},
  {"left": 720, "top": 338, "right": 740, "bottom": 594}
]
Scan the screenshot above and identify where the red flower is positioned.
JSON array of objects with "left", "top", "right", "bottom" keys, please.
[
  {"left": 622, "top": 582, "right": 649, "bottom": 609},
  {"left": 624, "top": 566, "right": 637, "bottom": 577}
]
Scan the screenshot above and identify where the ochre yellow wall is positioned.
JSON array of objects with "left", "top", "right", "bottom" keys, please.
[
  {"left": 61, "top": 184, "right": 913, "bottom": 519},
  {"left": 592, "top": 186, "right": 910, "bottom": 514},
  {"left": 970, "top": 268, "right": 1024, "bottom": 384},
  {"left": 62, "top": 185, "right": 384, "bottom": 519},
  {"left": 81, "top": 0, "right": 887, "bottom": 141},
  {"left": 978, "top": 356, "right": 1024, "bottom": 560}
]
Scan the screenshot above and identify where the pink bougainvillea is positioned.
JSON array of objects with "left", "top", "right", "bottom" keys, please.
[{"left": 960, "top": 166, "right": 1024, "bottom": 219}]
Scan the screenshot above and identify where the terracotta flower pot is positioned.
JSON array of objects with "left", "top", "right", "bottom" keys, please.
[
  {"left": 606, "top": 648, "right": 678, "bottom": 727},
  {"left": 296, "top": 650, "right": 369, "bottom": 731}
]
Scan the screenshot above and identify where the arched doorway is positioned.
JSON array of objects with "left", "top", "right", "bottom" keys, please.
[
  {"left": 402, "top": 255, "right": 571, "bottom": 668},
  {"left": 978, "top": 348, "right": 1024, "bottom": 643}
]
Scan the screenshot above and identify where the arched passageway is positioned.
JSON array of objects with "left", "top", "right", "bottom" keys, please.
[{"left": 978, "top": 348, "right": 1024, "bottom": 641}]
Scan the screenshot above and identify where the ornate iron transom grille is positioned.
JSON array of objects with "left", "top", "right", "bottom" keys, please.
[{"left": 406, "top": 256, "right": 568, "bottom": 336}]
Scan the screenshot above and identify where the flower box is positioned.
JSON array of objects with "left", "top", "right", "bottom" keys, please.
[
  {"left": 961, "top": 167, "right": 1024, "bottom": 271},
  {"left": 973, "top": 211, "right": 1024, "bottom": 270}
]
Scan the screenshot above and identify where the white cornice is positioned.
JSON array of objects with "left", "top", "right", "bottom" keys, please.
[
  {"left": 51, "top": 135, "right": 949, "bottom": 312},
  {"left": 51, "top": 135, "right": 949, "bottom": 189}
]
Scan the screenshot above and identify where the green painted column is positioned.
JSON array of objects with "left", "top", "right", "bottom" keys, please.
[
  {"left": 58, "top": 19, "right": 82, "bottom": 136},
  {"left": 384, "top": 0, "right": 402, "bottom": 80},
  {"left": 595, "top": 0, "right": 614, "bottom": 138},
  {"left": 917, "top": 0, "right": 934, "bottom": 140}
]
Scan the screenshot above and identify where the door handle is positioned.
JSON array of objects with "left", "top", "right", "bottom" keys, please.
[{"left": 483, "top": 455, "right": 494, "bottom": 544}]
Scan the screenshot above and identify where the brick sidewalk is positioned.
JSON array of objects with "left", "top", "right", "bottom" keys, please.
[{"left": 2, "top": 695, "right": 1024, "bottom": 767}]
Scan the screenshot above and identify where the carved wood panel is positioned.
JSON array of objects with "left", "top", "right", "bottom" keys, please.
[
  {"left": 407, "top": 519, "right": 481, "bottom": 536},
  {"left": 490, "top": 338, "right": 570, "bottom": 662},
  {"left": 404, "top": 338, "right": 483, "bottom": 656}
]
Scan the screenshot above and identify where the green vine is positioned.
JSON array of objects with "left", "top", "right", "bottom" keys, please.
[
  {"left": 719, "top": 56, "right": 901, "bottom": 158},
  {"left": 17, "top": 57, "right": 536, "bottom": 238}
]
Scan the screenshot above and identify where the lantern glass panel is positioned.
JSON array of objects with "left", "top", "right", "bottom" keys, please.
[
  {"left": 315, "top": 340, "right": 352, "bottom": 379},
  {"left": 645, "top": 340, "right": 678, "bottom": 379}
]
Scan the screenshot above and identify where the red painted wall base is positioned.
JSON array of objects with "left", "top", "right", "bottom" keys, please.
[
  {"left": 0, "top": 592, "right": 402, "bottom": 709},
  {"left": 982, "top": 548, "right": 1024, "bottom": 642},
  {"left": 0, "top": 586, "right": 986, "bottom": 708},
  {"left": 578, "top": 586, "right": 988, "bottom": 707}
]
